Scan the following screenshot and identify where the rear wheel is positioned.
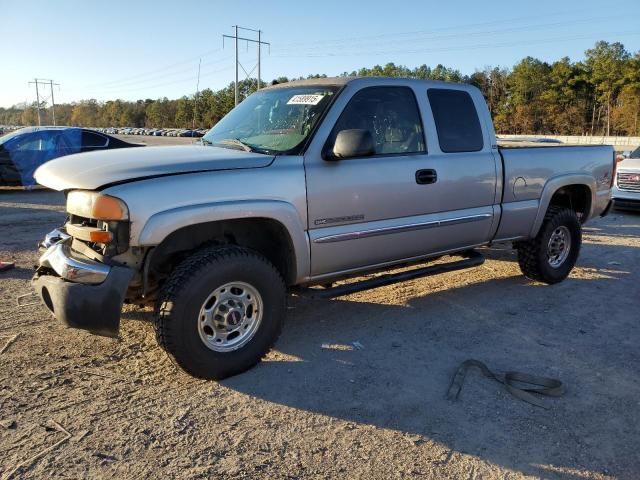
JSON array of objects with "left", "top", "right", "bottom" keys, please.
[
  {"left": 154, "top": 246, "right": 286, "bottom": 380},
  {"left": 515, "top": 207, "right": 582, "bottom": 284}
]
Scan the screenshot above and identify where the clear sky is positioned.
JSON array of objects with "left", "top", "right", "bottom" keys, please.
[{"left": 1, "top": 0, "right": 639, "bottom": 108}]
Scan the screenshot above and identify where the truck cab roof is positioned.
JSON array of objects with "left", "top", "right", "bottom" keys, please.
[{"left": 263, "top": 76, "right": 477, "bottom": 92}]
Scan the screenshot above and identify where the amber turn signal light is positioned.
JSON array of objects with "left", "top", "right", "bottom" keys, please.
[{"left": 88, "top": 230, "right": 114, "bottom": 244}]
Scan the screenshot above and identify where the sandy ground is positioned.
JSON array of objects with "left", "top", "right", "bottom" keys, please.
[{"left": 0, "top": 188, "right": 639, "bottom": 480}]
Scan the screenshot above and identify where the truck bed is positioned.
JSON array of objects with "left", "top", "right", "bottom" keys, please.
[{"left": 493, "top": 143, "right": 614, "bottom": 241}]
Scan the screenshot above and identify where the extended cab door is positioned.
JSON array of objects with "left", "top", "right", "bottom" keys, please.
[{"left": 304, "top": 82, "right": 499, "bottom": 278}]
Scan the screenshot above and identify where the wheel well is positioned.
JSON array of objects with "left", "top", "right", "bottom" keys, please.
[
  {"left": 149, "top": 218, "right": 297, "bottom": 286},
  {"left": 549, "top": 184, "right": 591, "bottom": 222}
]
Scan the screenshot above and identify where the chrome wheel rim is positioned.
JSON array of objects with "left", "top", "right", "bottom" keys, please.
[
  {"left": 197, "top": 281, "right": 263, "bottom": 352},
  {"left": 547, "top": 226, "right": 571, "bottom": 268}
]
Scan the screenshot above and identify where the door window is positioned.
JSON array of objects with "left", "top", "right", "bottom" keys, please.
[
  {"left": 9, "top": 131, "right": 58, "bottom": 153},
  {"left": 326, "top": 87, "right": 426, "bottom": 156}
]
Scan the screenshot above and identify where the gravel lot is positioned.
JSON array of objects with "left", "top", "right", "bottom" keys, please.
[{"left": 1, "top": 187, "right": 639, "bottom": 479}]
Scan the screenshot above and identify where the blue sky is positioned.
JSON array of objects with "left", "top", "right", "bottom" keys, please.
[{"left": 1, "top": 0, "right": 639, "bottom": 108}]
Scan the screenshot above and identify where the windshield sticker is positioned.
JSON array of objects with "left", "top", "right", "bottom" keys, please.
[{"left": 287, "top": 94, "right": 325, "bottom": 105}]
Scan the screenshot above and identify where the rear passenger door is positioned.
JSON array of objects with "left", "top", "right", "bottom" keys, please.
[{"left": 304, "top": 83, "right": 498, "bottom": 278}]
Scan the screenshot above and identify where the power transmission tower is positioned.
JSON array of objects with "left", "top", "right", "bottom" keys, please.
[
  {"left": 28, "top": 78, "right": 60, "bottom": 126},
  {"left": 223, "top": 26, "right": 270, "bottom": 106}
]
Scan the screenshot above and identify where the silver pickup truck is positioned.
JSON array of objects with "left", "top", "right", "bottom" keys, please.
[{"left": 33, "top": 77, "right": 615, "bottom": 379}]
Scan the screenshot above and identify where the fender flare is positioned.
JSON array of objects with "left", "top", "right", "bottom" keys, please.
[
  {"left": 137, "top": 200, "right": 310, "bottom": 282},
  {"left": 530, "top": 174, "right": 596, "bottom": 237}
]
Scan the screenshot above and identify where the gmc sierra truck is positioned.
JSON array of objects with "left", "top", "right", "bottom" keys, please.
[
  {"left": 613, "top": 146, "right": 640, "bottom": 210},
  {"left": 32, "top": 77, "right": 615, "bottom": 379}
]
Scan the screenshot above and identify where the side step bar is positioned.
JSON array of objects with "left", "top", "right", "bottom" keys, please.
[{"left": 297, "top": 250, "right": 485, "bottom": 299}]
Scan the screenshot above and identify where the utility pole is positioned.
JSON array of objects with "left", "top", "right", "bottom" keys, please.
[
  {"left": 235, "top": 25, "right": 239, "bottom": 106},
  {"left": 29, "top": 79, "right": 42, "bottom": 126},
  {"left": 28, "top": 78, "right": 60, "bottom": 126},
  {"left": 49, "top": 80, "right": 57, "bottom": 126},
  {"left": 193, "top": 58, "right": 202, "bottom": 134},
  {"left": 223, "top": 26, "right": 269, "bottom": 106},
  {"left": 257, "top": 29, "right": 261, "bottom": 90}
]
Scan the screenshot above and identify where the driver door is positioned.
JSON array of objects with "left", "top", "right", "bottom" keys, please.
[
  {"left": 304, "top": 84, "right": 497, "bottom": 278},
  {"left": 305, "top": 86, "right": 435, "bottom": 276}
]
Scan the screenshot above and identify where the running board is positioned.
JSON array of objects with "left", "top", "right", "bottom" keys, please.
[{"left": 297, "top": 250, "right": 485, "bottom": 299}]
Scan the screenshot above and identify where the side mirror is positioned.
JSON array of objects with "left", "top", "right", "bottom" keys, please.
[{"left": 329, "top": 129, "right": 375, "bottom": 160}]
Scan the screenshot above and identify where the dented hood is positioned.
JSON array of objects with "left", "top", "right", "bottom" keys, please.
[{"left": 34, "top": 145, "right": 274, "bottom": 191}]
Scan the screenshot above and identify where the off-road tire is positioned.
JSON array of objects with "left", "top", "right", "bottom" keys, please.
[
  {"left": 154, "top": 246, "right": 286, "bottom": 380},
  {"left": 515, "top": 206, "right": 582, "bottom": 284}
]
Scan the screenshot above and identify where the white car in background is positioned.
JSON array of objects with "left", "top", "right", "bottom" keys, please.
[{"left": 614, "top": 146, "right": 640, "bottom": 210}]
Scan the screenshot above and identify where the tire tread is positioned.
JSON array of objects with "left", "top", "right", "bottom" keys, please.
[
  {"left": 516, "top": 206, "right": 580, "bottom": 284},
  {"left": 154, "top": 245, "right": 285, "bottom": 379}
]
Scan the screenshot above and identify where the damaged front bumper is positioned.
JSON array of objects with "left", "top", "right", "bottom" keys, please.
[{"left": 32, "top": 232, "right": 134, "bottom": 337}]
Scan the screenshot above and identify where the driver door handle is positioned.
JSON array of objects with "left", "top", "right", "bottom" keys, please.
[{"left": 415, "top": 169, "right": 437, "bottom": 185}]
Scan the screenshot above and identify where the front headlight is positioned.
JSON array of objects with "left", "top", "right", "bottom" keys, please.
[{"left": 66, "top": 190, "right": 129, "bottom": 220}]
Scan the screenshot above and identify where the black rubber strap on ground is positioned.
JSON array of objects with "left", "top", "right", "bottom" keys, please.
[
  {"left": 0, "top": 262, "right": 15, "bottom": 273},
  {"left": 446, "top": 359, "right": 565, "bottom": 409}
]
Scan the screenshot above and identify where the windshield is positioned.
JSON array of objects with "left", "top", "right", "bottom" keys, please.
[{"left": 202, "top": 86, "right": 339, "bottom": 154}]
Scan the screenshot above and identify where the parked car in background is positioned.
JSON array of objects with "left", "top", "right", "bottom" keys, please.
[
  {"left": 613, "top": 146, "right": 640, "bottom": 210},
  {"left": 0, "top": 126, "right": 142, "bottom": 187}
]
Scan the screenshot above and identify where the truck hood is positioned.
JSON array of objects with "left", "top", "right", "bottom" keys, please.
[
  {"left": 618, "top": 158, "right": 640, "bottom": 172},
  {"left": 34, "top": 145, "right": 275, "bottom": 191}
]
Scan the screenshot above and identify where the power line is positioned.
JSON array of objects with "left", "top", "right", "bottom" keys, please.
[
  {"left": 271, "top": 30, "right": 640, "bottom": 59},
  {"left": 83, "top": 47, "right": 225, "bottom": 89},
  {"left": 272, "top": 5, "right": 629, "bottom": 50},
  {"left": 62, "top": 64, "right": 235, "bottom": 101},
  {"left": 97, "top": 55, "right": 233, "bottom": 90},
  {"left": 273, "top": 15, "right": 627, "bottom": 54}
]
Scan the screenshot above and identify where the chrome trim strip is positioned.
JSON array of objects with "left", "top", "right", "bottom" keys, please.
[{"left": 313, "top": 213, "right": 492, "bottom": 244}]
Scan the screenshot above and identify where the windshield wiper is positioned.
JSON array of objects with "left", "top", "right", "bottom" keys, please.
[{"left": 215, "top": 138, "right": 254, "bottom": 152}]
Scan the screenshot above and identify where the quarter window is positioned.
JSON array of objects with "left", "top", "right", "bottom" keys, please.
[
  {"left": 82, "top": 131, "right": 109, "bottom": 148},
  {"left": 427, "top": 89, "right": 483, "bottom": 153},
  {"left": 327, "top": 87, "right": 426, "bottom": 156}
]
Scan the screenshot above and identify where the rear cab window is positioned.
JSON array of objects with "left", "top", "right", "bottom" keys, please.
[{"left": 427, "top": 89, "right": 483, "bottom": 153}]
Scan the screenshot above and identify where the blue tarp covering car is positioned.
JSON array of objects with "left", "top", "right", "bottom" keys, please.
[{"left": 0, "top": 127, "right": 142, "bottom": 187}]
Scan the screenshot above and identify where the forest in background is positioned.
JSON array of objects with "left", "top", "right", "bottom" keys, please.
[{"left": 1, "top": 41, "right": 638, "bottom": 136}]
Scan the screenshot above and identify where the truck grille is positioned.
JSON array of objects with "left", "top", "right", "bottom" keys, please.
[{"left": 617, "top": 172, "right": 640, "bottom": 192}]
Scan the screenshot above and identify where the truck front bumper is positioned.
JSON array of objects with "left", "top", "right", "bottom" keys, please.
[
  {"left": 612, "top": 185, "right": 640, "bottom": 210},
  {"left": 32, "top": 235, "right": 134, "bottom": 337}
]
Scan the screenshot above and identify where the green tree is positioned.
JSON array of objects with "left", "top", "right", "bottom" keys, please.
[{"left": 585, "top": 41, "right": 630, "bottom": 135}]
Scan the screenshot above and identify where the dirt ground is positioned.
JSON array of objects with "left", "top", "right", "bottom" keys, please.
[{"left": 1, "top": 188, "right": 639, "bottom": 480}]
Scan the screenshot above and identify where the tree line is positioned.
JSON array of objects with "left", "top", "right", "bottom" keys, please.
[{"left": 1, "top": 41, "right": 638, "bottom": 136}]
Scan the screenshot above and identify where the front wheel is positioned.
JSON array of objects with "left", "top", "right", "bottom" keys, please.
[
  {"left": 515, "top": 207, "right": 582, "bottom": 284},
  {"left": 154, "top": 246, "right": 286, "bottom": 380}
]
